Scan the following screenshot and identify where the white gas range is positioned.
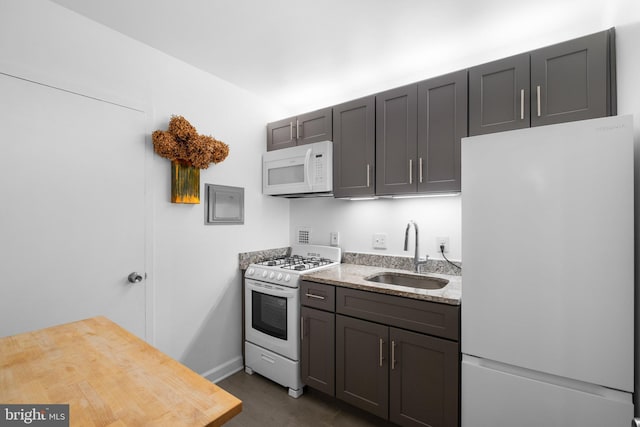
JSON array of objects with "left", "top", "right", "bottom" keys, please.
[{"left": 244, "top": 245, "right": 341, "bottom": 398}]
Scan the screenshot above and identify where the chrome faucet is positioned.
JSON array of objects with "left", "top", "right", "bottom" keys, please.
[{"left": 404, "top": 220, "right": 428, "bottom": 273}]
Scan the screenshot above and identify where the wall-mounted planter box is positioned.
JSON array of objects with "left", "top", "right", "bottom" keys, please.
[{"left": 171, "top": 160, "right": 200, "bottom": 204}]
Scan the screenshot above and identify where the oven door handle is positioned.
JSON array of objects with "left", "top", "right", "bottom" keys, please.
[{"left": 245, "top": 280, "right": 296, "bottom": 298}]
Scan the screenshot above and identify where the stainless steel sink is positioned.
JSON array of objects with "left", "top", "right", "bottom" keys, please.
[{"left": 364, "top": 272, "right": 448, "bottom": 290}]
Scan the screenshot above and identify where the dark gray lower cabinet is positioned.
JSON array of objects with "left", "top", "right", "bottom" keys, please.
[
  {"left": 302, "top": 282, "right": 461, "bottom": 426},
  {"left": 389, "top": 327, "right": 459, "bottom": 427},
  {"left": 336, "top": 314, "right": 389, "bottom": 419},
  {"left": 300, "top": 306, "right": 335, "bottom": 396},
  {"left": 335, "top": 314, "right": 460, "bottom": 427}
]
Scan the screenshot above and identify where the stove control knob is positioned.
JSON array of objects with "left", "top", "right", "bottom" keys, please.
[
  {"left": 269, "top": 272, "right": 275, "bottom": 279},
  {"left": 277, "top": 273, "right": 283, "bottom": 281},
  {"left": 262, "top": 270, "right": 268, "bottom": 278},
  {"left": 284, "top": 274, "right": 291, "bottom": 282},
  {"left": 246, "top": 268, "right": 255, "bottom": 276}
]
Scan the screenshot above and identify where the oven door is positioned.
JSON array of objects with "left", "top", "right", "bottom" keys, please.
[{"left": 245, "top": 278, "right": 299, "bottom": 361}]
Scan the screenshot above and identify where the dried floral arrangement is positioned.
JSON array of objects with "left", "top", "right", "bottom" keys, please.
[{"left": 152, "top": 115, "right": 229, "bottom": 169}]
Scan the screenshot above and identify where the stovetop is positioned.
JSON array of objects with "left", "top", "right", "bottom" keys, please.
[
  {"left": 255, "top": 255, "right": 335, "bottom": 271},
  {"left": 246, "top": 245, "right": 341, "bottom": 287}
]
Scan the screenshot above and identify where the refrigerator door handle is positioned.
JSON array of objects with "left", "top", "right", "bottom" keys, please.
[{"left": 462, "top": 355, "right": 633, "bottom": 404}]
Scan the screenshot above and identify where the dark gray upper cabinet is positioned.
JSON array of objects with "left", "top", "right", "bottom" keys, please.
[
  {"left": 266, "top": 107, "right": 332, "bottom": 151},
  {"left": 266, "top": 116, "right": 297, "bottom": 150},
  {"left": 375, "top": 85, "right": 418, "bottom": 195},
  {"left": 332, "top": 96, "right": 376, "bottom": 198},
  {"left": 469, "top": 53, "right": 531, "bottom": 136},
  {"left": 530, "top": 29, "right": 615, "bottom": 127},
  {"left": 417, "top": 70, "right": 467, "bottom": 193},
  {"left": 376, "top": 72, "right": 467, "bottom": 196},
  {"left": 298, "top": 108, "right": 333, "bottom": 145},
  {"left": 469, "top": 29, "right": 615, "bottom": 136}
]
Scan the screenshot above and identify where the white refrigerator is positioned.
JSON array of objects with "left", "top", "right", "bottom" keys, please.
[{"left": 461, "top": 115, "right": 635, "bottom": 426}]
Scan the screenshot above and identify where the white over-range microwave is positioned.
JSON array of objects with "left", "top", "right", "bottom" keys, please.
[{"left": 262, "top": 140, "right": 333, "bottom": 197}]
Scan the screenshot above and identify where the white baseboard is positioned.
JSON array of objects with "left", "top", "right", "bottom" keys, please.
[{"left": 201, "top": 356, "right": 244, "bottom": 383}]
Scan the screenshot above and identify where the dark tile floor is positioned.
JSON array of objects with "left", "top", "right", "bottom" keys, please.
[{"left": 217, "top": 370, "right": 394, "bottom": 427}]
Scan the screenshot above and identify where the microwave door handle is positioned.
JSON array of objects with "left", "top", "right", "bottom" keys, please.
[{"left": 304, "top": 148, "right": 312, "bottom": 190}]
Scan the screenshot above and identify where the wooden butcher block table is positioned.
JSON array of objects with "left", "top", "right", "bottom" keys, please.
[{"left": 0, "top": 316, "right": 241, "bottom": 426}]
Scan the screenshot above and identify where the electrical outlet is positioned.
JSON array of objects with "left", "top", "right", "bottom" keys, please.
[
  {"left": 373, "top": 233, "right": 387, "bottom": 250},
  {"left": 330, "top": 231, "right": 340, "bottom": 246},
  {"left": 436, "top": 236, "right": 450, "bottom": 253}
]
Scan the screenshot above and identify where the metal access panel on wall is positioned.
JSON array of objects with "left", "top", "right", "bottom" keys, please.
[{"left": 204, "top": 184, "right": 244, "bottom": 224}]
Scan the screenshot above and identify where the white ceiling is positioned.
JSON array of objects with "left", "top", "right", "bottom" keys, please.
[{"left": 50, "top": 0, "right": 639, "bottom": 114}]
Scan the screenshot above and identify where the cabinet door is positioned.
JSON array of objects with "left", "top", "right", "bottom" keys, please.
[
  {"left": 530, "top": 29, "right": 614, "bottom": 127},
  {"left": 376, "top": 84, "right": 418, "bottom": 195},
  {"left": 297, "top": 107, "right": 333, "bottom": 146},
  {"left": 417, "top": 71, "right": 467, "bottom": 193},
  {"left": 389, "top": 328, "right": 459, "bottom": 427},
  {"left": 336, "top": 314, "right": 389, "bottom": 419},
  {"left": 332, "top": 96, "right": 375, "bottom": 198},
  {"left": 469, "top": 53, "right": 530, "bottom": 136},
  {"left": 266, "top": 116, "right": 297, "bottom": 151},
  {"left": 301, "top": 306, "right": 335, "bottom": 396}
]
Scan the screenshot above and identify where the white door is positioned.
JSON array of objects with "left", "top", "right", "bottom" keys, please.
[{"left": 0, "top": 73, "right": 148, "bottom": 339}]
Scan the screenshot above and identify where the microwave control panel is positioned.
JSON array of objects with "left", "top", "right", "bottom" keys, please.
[{"left": 314, "top": 154, "right": 325, "bottom": 184}]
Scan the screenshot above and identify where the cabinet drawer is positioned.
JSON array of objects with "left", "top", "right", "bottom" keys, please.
[
  {"left": 300, "top": 281, "right": 335, "bottom": 311},
  {"left": 336, "top": 288, "right": 459, "bottom": 341}
]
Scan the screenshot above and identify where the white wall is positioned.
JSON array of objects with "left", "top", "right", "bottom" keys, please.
[
  {"left": 290, "top": 197, "right": 462, "bottom": 261},
  {"left": 1, "top": 0, "right": 290, "bottom": 378}
]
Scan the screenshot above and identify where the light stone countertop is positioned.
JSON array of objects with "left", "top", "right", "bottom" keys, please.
[{"left": 301, "top": 263, "right": 461, "bottom": 306}]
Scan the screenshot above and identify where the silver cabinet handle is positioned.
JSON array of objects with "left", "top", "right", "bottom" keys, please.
[
  {"left": 305, "top": 293, "right": 325, "bottom": 300},
  {"left": 419, "top": 158, "right": 423, "bottom": 184},
  {"left": 289, "top": 122, "right": 293, "bottom": 141},
  {"left": 127, "top": 272, "right": 144, "bottom": 284},
  {"left": 300, "top": 316, "right": 304, "bottom": 341},
  {"left": 409, "top": 159, "right": 413, "bottom": 185},
  {"left": 366, "top": 164, "right": 370, "bottom": 188},
  {"left": 379, "top": 338, "right": 384, "bottom": 367},
  {"left": 296, "top": 119, "right": 301, "bottom": 140},
  {"left": 520, "top": 89, "right": 525, "bottom": 120},
  {"left": 391, "top": 340, "right": 396, "bottom": 370},
  {"left": 536, "top": 85, "right": 541, "bottom": 117}
]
